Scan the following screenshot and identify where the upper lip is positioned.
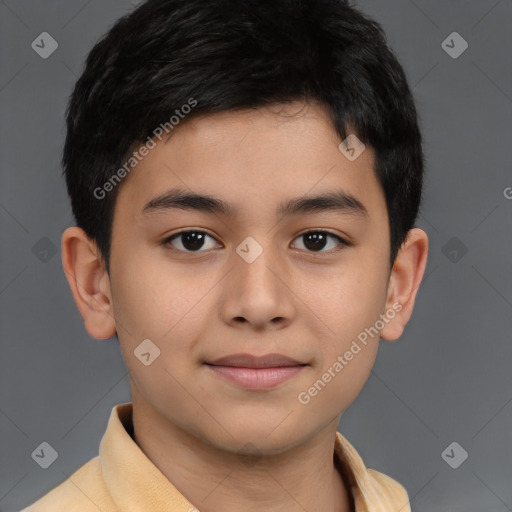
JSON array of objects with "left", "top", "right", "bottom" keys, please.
[{"left": 205, "top": 353, "right": 306, "bottom": 368}]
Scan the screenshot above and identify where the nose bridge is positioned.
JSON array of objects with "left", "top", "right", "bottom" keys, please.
[
  {"left": 234, "top": 233, "right": 282, "bottom": 294},
  {"left": 222, "top": 233, "right": 295, "bottom": 327}
]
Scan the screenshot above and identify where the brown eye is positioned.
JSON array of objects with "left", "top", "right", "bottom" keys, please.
[
  {"left": 163, "top": 230, "right": 219, "bottom": 252},
  {"left": 291, "top": 231, "right": 350, "bottom": 253}
]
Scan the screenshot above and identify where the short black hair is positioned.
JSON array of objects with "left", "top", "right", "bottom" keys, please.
[{"left": 63, "top": 0, "right": 425, "bottom": 275}]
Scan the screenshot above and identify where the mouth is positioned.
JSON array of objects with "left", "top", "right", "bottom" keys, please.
[
  {"left": 204, "top": 353, "right": 307, "bottom": 390},
  {"left": 205, "top": 352, "right": 306, "bottom": 368}
]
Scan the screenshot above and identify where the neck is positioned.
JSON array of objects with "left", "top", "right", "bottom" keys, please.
[{"left": 130, "top": 396, "right": 353, "bottom": 512}]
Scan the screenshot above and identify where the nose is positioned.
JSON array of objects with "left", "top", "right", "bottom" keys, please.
[{"left": 219, "top": 239, "right": 296, "bottom": 330}]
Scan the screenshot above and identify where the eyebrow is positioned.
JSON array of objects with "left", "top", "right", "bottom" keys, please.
[{"left": 141, "top": 186, "right": 369, "bottom": 220}]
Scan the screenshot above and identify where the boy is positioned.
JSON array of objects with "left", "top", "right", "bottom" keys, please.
[{"left": 22, "top": 0, "right": 429, "bottom": 510}]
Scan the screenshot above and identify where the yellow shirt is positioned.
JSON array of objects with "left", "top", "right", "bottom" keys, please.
[{"left": 21, "top": 402, "right": 411, "bottom": 512}]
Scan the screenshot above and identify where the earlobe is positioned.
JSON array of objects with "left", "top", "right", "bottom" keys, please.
[
  {"left": 380, "top": 228, "right": 429, "bottom": 342},
  {"left": 61, "top": 226, "right": 117, "bottom": 340}
]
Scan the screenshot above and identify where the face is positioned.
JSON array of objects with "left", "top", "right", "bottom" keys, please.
[{"left": 85, "top": 101, "right": 400, "bottom": 453}]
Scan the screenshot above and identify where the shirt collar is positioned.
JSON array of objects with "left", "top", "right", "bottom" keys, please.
[
  {"left": 100, "top": 402, "right": 193, "bottom": 511},
  {"left": 100, "top": 402, "right": 387, "bottom": 511}
]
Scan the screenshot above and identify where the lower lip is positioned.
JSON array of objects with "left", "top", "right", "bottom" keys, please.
[{"left": 205, "top": 364, "right": 305, "bottom": 390}]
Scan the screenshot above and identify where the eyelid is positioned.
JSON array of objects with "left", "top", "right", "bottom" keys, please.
[{"left": 295, "top": 228, "right": 351, "bottom": 244}]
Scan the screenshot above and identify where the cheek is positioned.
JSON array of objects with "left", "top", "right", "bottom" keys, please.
[
  {"left": 306, "top": 262, "right": 386, "bottom": 366},
  {"left": 296, "top": 275, "right": 382, "bottom": 416},
  {"left": 295, "top": 332, "right": 379, "bottom": 422},
  {"left": 110, "top": 251, "right": 193, "bottom": 334},
  {"left": 110, "top": 251, "right": 219, "bottom": 375}
]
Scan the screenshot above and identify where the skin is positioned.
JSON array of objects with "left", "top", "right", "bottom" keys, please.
[{"left": 62, "top": 100, "right": 428, "bottom": 512}]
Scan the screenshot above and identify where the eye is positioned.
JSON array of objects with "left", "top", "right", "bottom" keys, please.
[
  {"left": 162, "top": 229, "right": 351, "bottom": 254},
  {"left": 291, "top": 230, "right": 351, "bottom": 253},
  {"left": 162, "top": 230, "right": 220, "bottom": 253}
]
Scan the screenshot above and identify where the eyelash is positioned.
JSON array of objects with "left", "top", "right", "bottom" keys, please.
[{"left": 161, "top": 229, "right": 352, "bottom": 255}]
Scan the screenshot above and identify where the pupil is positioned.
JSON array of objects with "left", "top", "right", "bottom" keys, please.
[
  {"left": 303, "top": 232, "right": 326, "bottom": 251},
  {"left": 182, "top": 232, "right": 205, "bottom": 251}
]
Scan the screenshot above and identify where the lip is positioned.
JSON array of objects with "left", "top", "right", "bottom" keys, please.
[
  {"left": 205, "top": 352, "right": 305, "bottom": 368},
  {"left": 204, "top": 353, "right": 307, "bottom": 390},
  {"left": 205, "top": 365, "right": 305, "bottom": 390}
]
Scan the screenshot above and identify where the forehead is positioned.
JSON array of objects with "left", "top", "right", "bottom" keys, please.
[{"left": 113, "top": 101, "right": 385, "bottom": 225}]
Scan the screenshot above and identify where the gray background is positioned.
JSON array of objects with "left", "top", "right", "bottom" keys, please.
[{"left": 1, "top": 0, "right": 511, "bottom": 510}]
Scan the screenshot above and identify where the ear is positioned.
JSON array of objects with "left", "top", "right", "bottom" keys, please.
[
  {"left": 61, "top": 226, "right": 117, "bottom": 340},
  {"left": 380, "top": 228, "right": 429, "bottom": 342}
]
